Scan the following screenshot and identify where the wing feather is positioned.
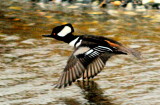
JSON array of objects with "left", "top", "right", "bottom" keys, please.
[
  {"left": 56, "top": 73, "right": 64, "bottom": 88},
  {"left": 68, "top": 69, "right": 73, "bottom": 85},
  {"left": 75, "top": 65, "right": 80, "bottom": 77},
  {"left": 72, "top": 68, "right": 76, "bottom": 81},
  {"left": 83, "top": 53, "right": 111, "bottom": 79},
  {"left": 55, "top": 54, "right": 86, "bottom": 88},
  {"left": 54, "top": 46, "right": 112, "bottom": 88},
  {"left": 88, "top": 65, "right": 92, "bottom": 78},
  {"left": 61, "top": 72, "right": 66, "bottom": 88},
  {"left": 96, "top": 59, "right": 101, "bottom": 71},
  {"left": 65, "top": 71, "right": 69, "bottom": 86},
  {"left": 91, "top": 63, "right": 95, "bottom": 78}
]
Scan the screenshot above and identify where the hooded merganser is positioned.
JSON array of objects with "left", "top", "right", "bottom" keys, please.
[{"left": 43, "top": 23, "right": 141, "bottom": 88}]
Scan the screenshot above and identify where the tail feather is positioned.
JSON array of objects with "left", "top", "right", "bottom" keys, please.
[{"left": 118, "top": 46, "right": 141, "bottom": 59}]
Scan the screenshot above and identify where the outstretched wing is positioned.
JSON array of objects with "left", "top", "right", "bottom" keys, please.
[
  {"left": 54, "top": 46, "right": 113, "bottom": 88},
  {"left": 54, "top": 55, "right": 85, "bottom": 88}
]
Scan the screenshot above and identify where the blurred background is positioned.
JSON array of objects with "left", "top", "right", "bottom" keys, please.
[{"left": 0, "top": 0, "right": 160, "bottom": 105}]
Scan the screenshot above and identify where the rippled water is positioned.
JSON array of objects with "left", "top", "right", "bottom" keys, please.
[{"left": 0, "top": 2, "right": 160, "bottom": 104}]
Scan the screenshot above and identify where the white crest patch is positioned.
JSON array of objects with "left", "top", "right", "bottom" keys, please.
[
  {"left": 57, "top": 26, "right": 71, "bottom": 37},
  {"left": 69, "top": 37, "right": 79, "bottom": 47}
]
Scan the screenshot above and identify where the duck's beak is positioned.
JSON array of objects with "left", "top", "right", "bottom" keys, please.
[{"left": 42, "top": 34, "right": 52, "bottom": 37}]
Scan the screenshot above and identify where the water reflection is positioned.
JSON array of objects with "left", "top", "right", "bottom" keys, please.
[
  {"left": 76, "top": 80, "right": 113, "bottom": 105},
  {"left": 60, "top": 98, "right": 81, "bottom": 105}
]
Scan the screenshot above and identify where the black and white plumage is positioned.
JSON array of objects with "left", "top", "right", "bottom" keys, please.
[{"left": 42, "top": 23, "right": 141, "bottom": 88}]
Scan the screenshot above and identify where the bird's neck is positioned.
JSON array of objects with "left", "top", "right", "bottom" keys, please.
[{"left": 63, "top": 34, "right": 78, "bottom": 44}]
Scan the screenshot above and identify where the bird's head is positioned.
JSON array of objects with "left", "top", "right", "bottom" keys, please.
[{"left": 42, "top": 23, "right": 74, "bottom": 41}]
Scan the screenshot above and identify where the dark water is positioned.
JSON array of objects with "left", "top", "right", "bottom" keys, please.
[{"left": 0, "top": 1, "right": 160, "bottom": 105}]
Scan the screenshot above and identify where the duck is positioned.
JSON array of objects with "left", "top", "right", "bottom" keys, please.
[{"left": 42, "top": 23, "right": 141, "bottom": 88}]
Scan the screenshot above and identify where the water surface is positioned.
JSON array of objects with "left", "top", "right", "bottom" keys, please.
[{"left": 0, "top": 1, "right": 160, "bottom": 105}]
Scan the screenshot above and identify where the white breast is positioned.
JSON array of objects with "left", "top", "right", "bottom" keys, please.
[
  {"left": 69, "top": 37, "right": 79, "bottom": 47},
  {"left": 75, "top": 39, "right": 82, "bottom": 47}
]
